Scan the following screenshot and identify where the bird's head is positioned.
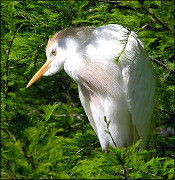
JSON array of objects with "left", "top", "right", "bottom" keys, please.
[
  {"left": 26, "top": 27, "right": 93, "bottom": 88},
  {"left": 26, "top": 32, "right": 67, "bottom": 88}
]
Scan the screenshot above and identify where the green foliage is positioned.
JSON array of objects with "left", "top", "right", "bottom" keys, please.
[
  {"left": 1, "top": 0, "right": 174, "bottom": 179},
  {"left": 114, "top": 30, "right": 131, "bottom": 63},
  {"left": 71, "top": 141, "right": 174, "bottom": 179},
  {"left": 1, "top": 103, "right": 71, "bottom": 179}
]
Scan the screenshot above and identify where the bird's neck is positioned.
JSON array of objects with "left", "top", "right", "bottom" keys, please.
[{"left": 64, "top": 41, "right": 84, "bottom": 82}]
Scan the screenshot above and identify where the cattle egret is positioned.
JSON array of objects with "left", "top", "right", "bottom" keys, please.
[{"left": 27, "top": 24, "right": 156, "bottom": 151}]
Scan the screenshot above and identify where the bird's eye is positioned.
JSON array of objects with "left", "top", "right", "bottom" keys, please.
[{"left": 51, "top": 50, "right": 57, "bottom": 56}]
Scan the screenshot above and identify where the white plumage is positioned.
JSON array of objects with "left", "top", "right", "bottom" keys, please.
[{"left": 27, "top": 24, "right": 156, "bottom": 151}]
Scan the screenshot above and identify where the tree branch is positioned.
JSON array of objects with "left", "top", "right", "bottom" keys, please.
[
  {"left": 140, "top": 170, "right": 161, "bottom": 178},
  {"left": 5, "top": 34, "right": 16, "bottom": 122},
  {"left": 141, "top": 6, "right": 173, "bottom": 33},
  {"left": 98, "top": 0, "right": 122, "bottom": 4},
  {"left": 149, "top": 56, "right": 175, "bottom": 75},
  {"left": 104, "top": 116, "right": 117, "bottom": 147},
  {"left": 158, "top": 108, "right": 175, "bottom": 117},
  {"left": 8, "top": 64, "right": 28, "bottom": 69},
  {"left": 20, "top": 42, "right": 47, "bottom": 60},
  {"left": 48, "top": 3, "right": 60, "bottom": 13},
  {"left": 69, "top": 5, "right": 77, "bottom": 19},
  {"left": 136, "top": 23, "right": 149, "bottom": 34},
  {"left": 16, "top": 71, "right": 53, "bottom": 102},
  {"left": 2, "top": 128, "right": 36, "bottom": 169},
  {"left": 76, "top": 141, "right": 98, "bottom": 154},
  {"left": 121, "top": 163, "right": 127, "bottom": 180},
  {"left": 1, "top": 156, "right": 17, "bottom": 179}
]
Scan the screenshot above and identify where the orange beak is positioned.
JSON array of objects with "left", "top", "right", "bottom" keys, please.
[{"left": 26, "top": 59, "right": 52, "bottom": 88}]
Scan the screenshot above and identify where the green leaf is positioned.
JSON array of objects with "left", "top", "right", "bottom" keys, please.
[
  {"left": 104, "top": 130, "right": 110, "bottom": 135},
  {"left": 107, "top": 120, "right": 110, "bottom": 129},
  {"left": 42, "top": 102, "right": 61, "bottom": 121}
]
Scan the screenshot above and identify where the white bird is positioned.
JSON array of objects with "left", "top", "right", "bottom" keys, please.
[{"left": 27, "top": 24, "right": 156, "bottom": 151}]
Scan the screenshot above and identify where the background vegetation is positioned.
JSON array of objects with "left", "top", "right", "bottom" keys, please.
[{"left": 1, "top": 0, "right": 174, "bottom": 179}]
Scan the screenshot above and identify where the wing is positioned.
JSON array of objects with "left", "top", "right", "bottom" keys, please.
[
  {"left": 84, "top": 24, "right": 156, "bottom": 147},
  {"left": 66, "top": 24, "right": 155, "bottom": 149},
  {"left": 118, "top": 31, "right": 156, "bottom": 148}
]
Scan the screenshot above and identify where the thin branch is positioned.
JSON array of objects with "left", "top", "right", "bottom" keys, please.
[
  {"left": 121, "top": 163, "right": 127, "bottom": 180},
  {"left": 2, "top": 128, "right": 36, "bottom": 169},
  {"left": 1, "top": 156, "right": 17, "bottom": 179},
  {"left": 141, "top": 6, "right": 173, "bottom": 33},
  {"left": 104, "top": 116, "right": 117, "bottom": 147},
  {"left": 8, "top": 64, "right": 27, "bottom": 69},
  {"left": 98, "top": 0, "right": 122, "bottom": 4},
  {"left": 16, "top": 71, "right": 53, "bottom": 102},
  {"left": 69, "top": 5, "right": 77, "bottom": 19},
  {"left": 76, "top": 141, "right": 98, "bottom": 154},
  {"left": 20, "top": 42, "right": 47, "bottom": 60},
  {"left": 3, "top": 32, "right": 32, "bottom": 175},
  {"left": 148, "top": 145, "right": 175, "bottom": 149},
  {"left": 5, "top": 34, "right": 15, "bottom": 123},
  {"left": 136, "top": 23, "right": 149, "bottom": 34},
  {"left": 48, "top": 3, "right": 60, "bottom": 13},
  {"left": 21, "top": 146, "right": 36, "bottom": 169},
  {"left": 62, "top": 84, "right": 77, "bottom": 107},
  {"left": 100, "top": 19, "right": 112, "bottom": 26},
  {"left": 140, "top": 170, "right": 161, "bottom": 178},
  {"left": 112, "top": 171, "right": 126, "bottom": 178},
  {"left": 17, "top": 90, "right": 43, "bottom": 119},
  {"left": 156, "top": 120, "right": 174, "bottom": 127},
  {"left": 155, "top": 108, "right": 174, "bottom": 126},
  {"left": 104, "top": 117, "right": 128, "bottom": 179},
  {"left": 158, "top": 108, "right": 175, "bottom": 117},
  {"left": 149, "top": 56, "right": 175, "bottom": 75}
]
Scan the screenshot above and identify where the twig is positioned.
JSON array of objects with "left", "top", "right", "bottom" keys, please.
[
  {"left": 121, "top": 163, "right": 127, "bottom": 180},
  {"left": 148, "top": 145, "right": 175, "bottom": 149},
  {"left": 140, "top": 170, "right": 161, "bottom": 178},
  {"left": 5, "top": 34, "right": 15, "bottom": 122},
  {"left": 48, "top": 3, "right": 60, "bottom": 13},
  {"left": 2, "top": 128, "right": 36, "bottom": 169},
  {"left": 156, "top": 120, "right": 174, "bottom": 127},
  {"left": 8, "top": 64, "right": 27, "bottom": 69},
  {"left": 76, "top": 141, "right": 98, "bottom": 154},
  {"left": 69, "top": 5, "right": 77, "bottom": 19},
  {"left": 112, "top": 171, "right": 125, "bottom": 178},
  {"left": 157, "top": 108, "right": 175, "bottom": 117},
  {"left": 21, "top": 146, "right": 35, "bottom": 169},
  {"left": 149, "top": 56, "right": 175, "bottom": 75},
  {"left": 104, "top": 116, "right": 117, "bottom": 147},
  {"left": 17, "top": 90, "right": 43, "bottom": 119},
  {"left": 100, "top": 19, "right": 112, "bottom": 26},
  {"left": 104, "top": 117, "right": 128, "bottom": 179},
  {"left": 141, "top": 6, "right": 173, "bottom": 33},
  {"left": 98, "top": 0, "right": 122, "bottom": 4},
  {"left": 62, "top": 84, "right": 76, "bottom": 107},
  {"left": 136, "top": 23, "right": 149, "bottom": 34},
  {"left": 20, "top": 42, "right": 47, "bottom": 60},
  {"left": 1, "top": 156, "right": 17, "bottom": 179},
  {"left": 17, "top": 71, "right": 52, "bottom": 102}
]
